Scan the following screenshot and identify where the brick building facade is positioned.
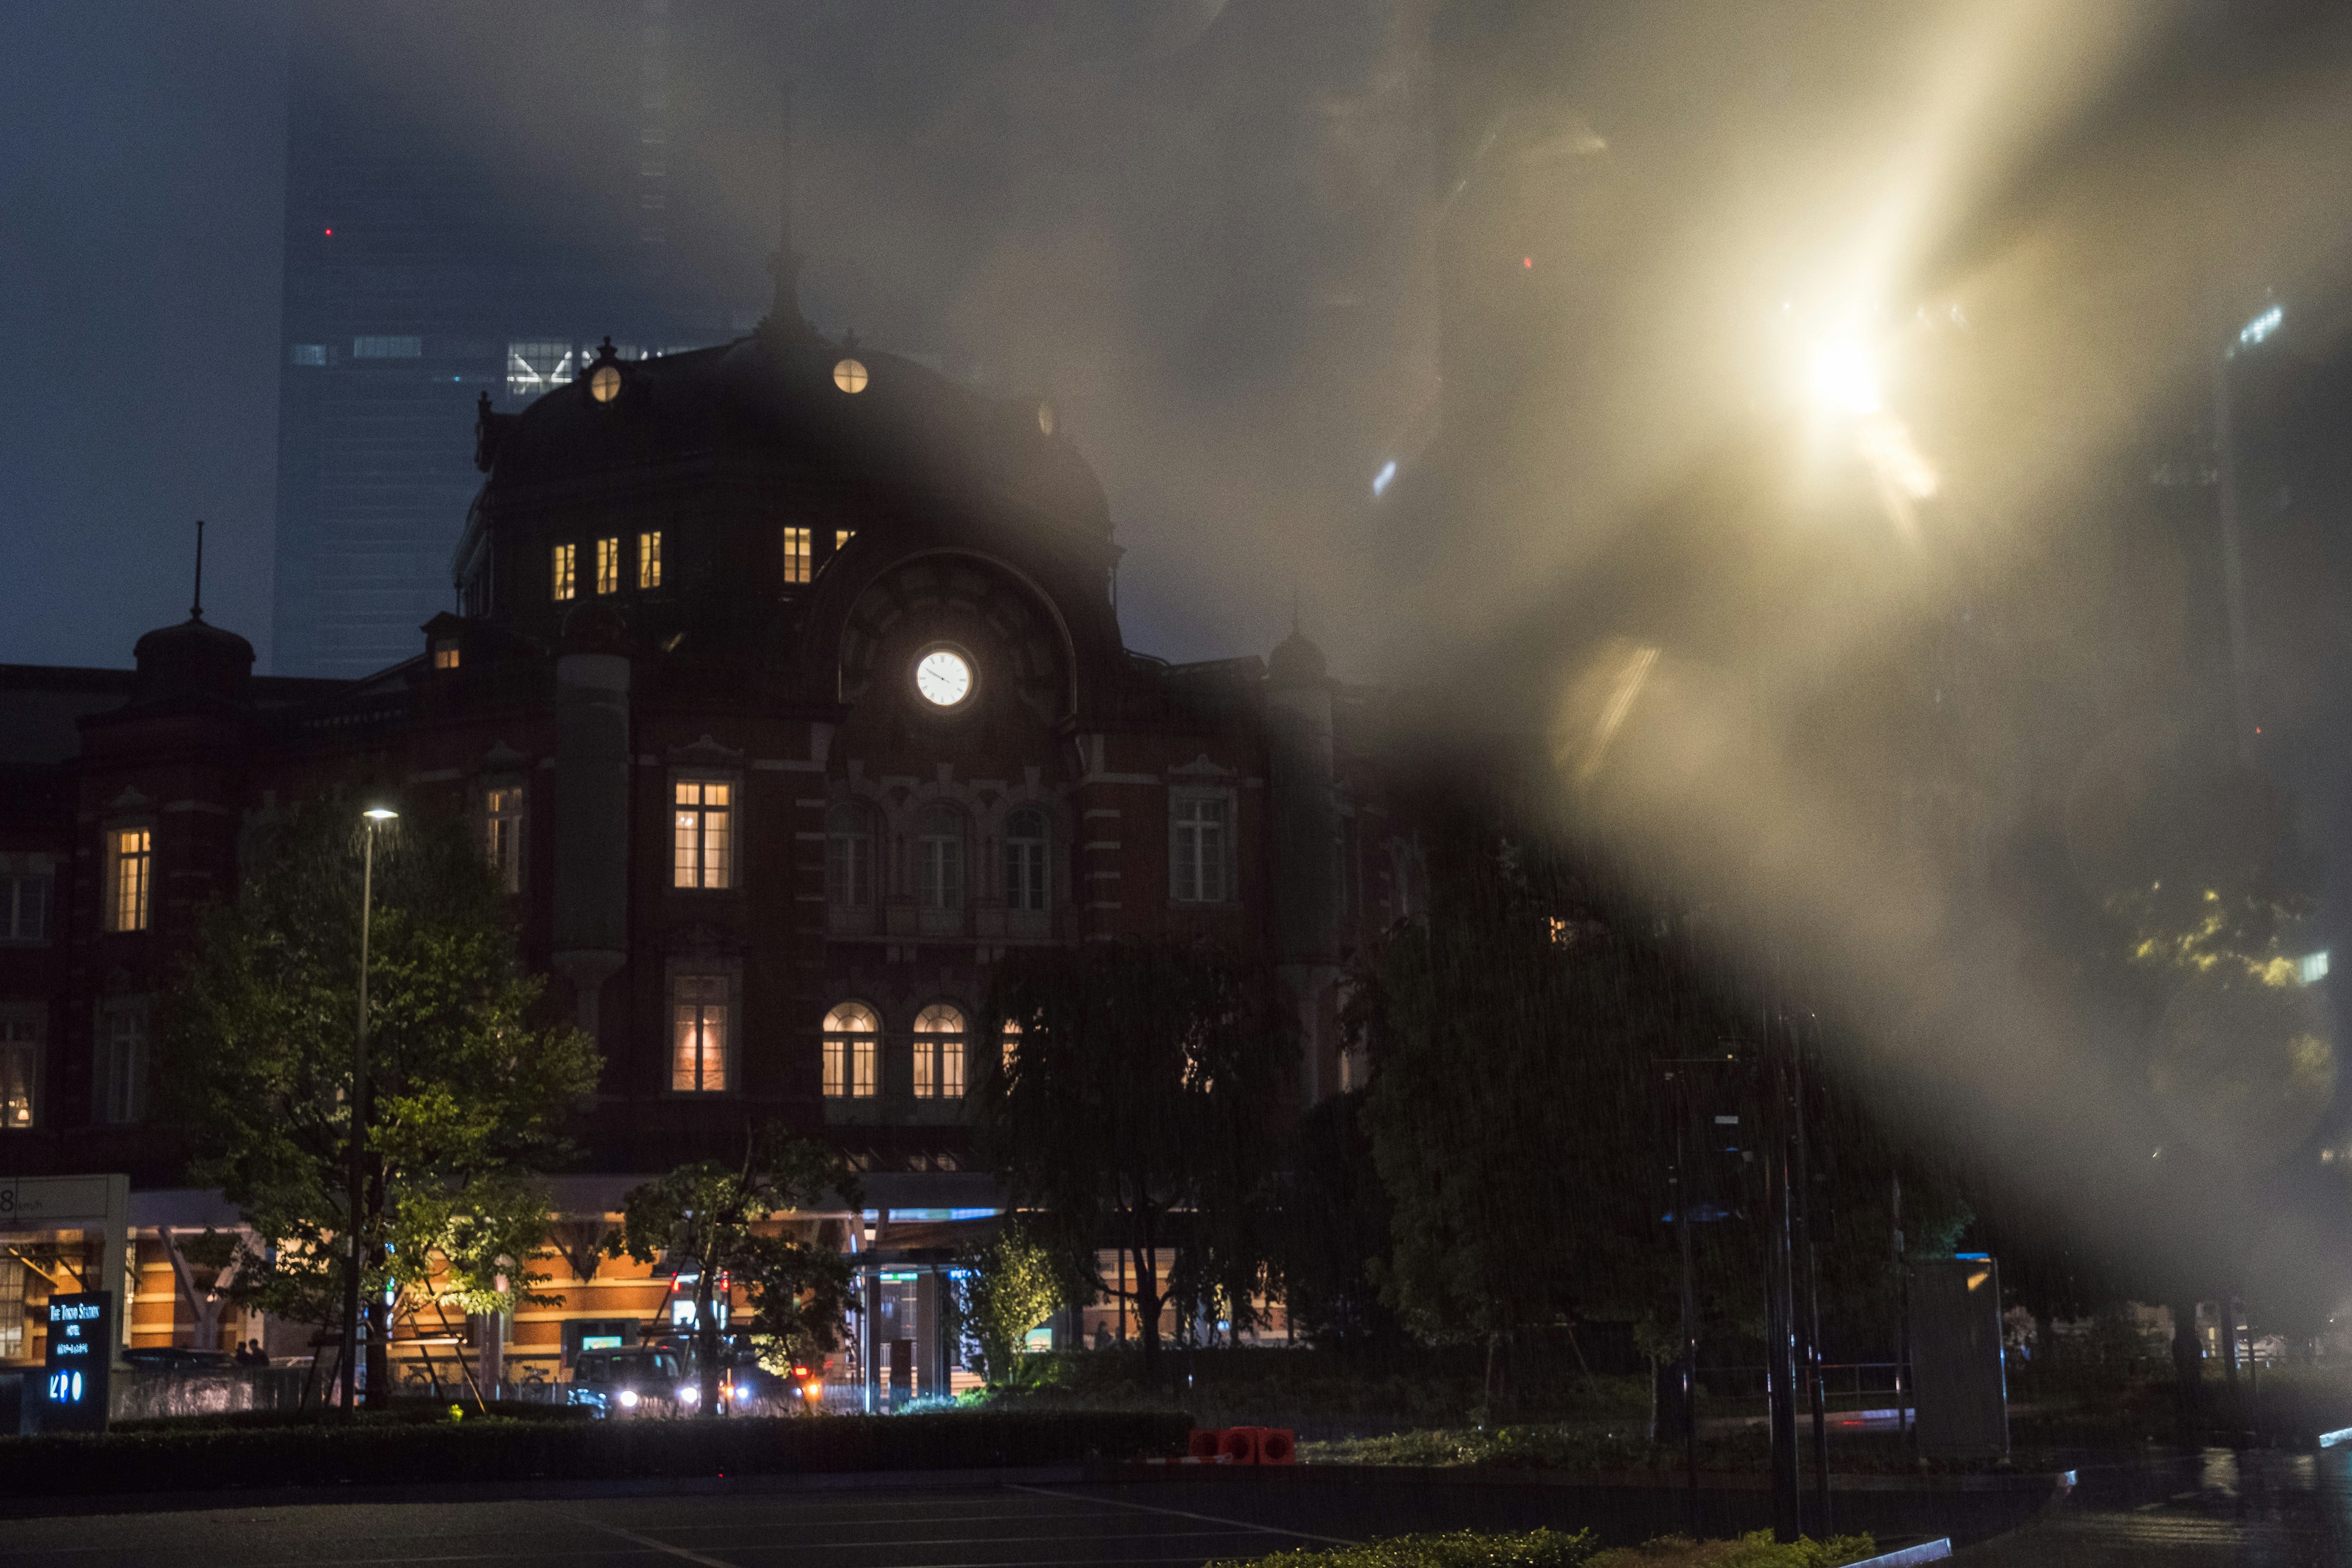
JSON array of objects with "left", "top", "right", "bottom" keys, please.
[{"left": 0, "top": 284, "right": 1411, "bottom": 1388}]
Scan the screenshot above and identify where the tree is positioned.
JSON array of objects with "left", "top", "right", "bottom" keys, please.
[
  {"left": 164, "top": 793, "right": 600, "bottom": 1406},
  {"left": 1269, "top": 1090, "right": 1409, "bottom": 1354},
  {"left": 609, "top": 1125, "right": 862, "bottom": 1415},
  {"left": 951, "top": 1220, "right": 1070, "bottom": 1388},
  {"left": 1351, "top": 810, "right": 1969, "bottom": 1403},
  {"left": 978, "top": 938, "right": 1291, "bottom": 1376}
]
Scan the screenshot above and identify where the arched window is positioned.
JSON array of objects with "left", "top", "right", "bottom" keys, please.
[
  {"left": 1004, "top": 808, "right": 1049, "bottom": 914},
  {"left": 823, "top": 1003, "right": 878, "bottom": 1099},
  {"left": 914, "top": 1003, "right": 966, "bottom": 1100},
  {"left": 827, "top": 801, "right": 873, "bottom": 932},
  {"left": 917, "top": 805, "right": 965, "bottom": 935}
]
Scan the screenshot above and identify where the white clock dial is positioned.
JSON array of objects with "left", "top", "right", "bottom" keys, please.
[{"left": 915, "top": 649, "right": 972, "bottom": 707}]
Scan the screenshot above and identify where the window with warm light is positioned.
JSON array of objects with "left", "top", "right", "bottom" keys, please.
[
  {"left": 589, "top": 362, "right": 622, "bottom": 403},
  {"left": 433, "top": 639, "right": 460, "bottom": 670},
  {"left": 638, "top": 530, "right": 663, "bottom": 589},
  {"left": 913, "top": 1003, "right": 966, "bottom": 1099},
  {"left": 485, "top": 786, "right": 524, "bottom": 893},
  {"left": 552, "top": 543, "right": 577, "bottom": 601},
  {"left": 1005, "top": 809, "right": 1049, "bottom": 913},
  {"left": 823, "top": 1002, "right": 878, "bottom": 1099},
  {"left": 1000, "top": 1019, "right": 1021, "bottom": 1073},
  {"left": 672, "top": 778, "right": 733, "bottom": 889},
  {"left": 108, "top": 829, "right": 151, "bottom": 933},
  {"left": 833, "top": 358, "right": 868, "bottom": 394},
  {"left": 835, "top": 528, "right": 855, "bottom": 551},
  {"left": 782, "top": 527, "right": 812, "bottom": 584},
  {"left": 671, "top": 974, "right": 728, "bottom": 1093},
  {"left": 1170, "top": 794, "right": 1228, "bottom": 904},
  {"left": 595, "top": 537, "right": 620, "bottom": 594},
  {"left": 0, "top": 1016, "right": 38, "bottom": 1129},
  {"left": 100, "top": 1005, "right": 148, "bottom": 1123}
]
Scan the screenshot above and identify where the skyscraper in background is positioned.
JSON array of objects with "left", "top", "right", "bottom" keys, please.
[{"left": 273, "top": 2, "right": 773, "bottom": 676}]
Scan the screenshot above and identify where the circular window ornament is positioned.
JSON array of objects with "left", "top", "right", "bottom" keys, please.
[
  {"left": 589, "top": 363, "right": 622, "bottom": 403},
  {"left": 914, "top": 647, "right": 973, "bottom": 709},
  {"left": 834, "top": 358, "right": 869, "bottom": 394}
]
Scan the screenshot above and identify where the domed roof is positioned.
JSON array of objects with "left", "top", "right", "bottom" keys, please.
[
  {"left": 477, "top": 333, "right": 1110, "bottom": 537},
  {"left": 131, "top": 614, "right": 254, "bottom": 704}
]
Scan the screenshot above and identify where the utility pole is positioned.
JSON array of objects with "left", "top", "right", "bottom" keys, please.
[
  {"left": 1666, "top": 1065, "right": 1701, "bottom": 1515},
  {"left": 1762, "top": 1028, "right": 1801, "bottom": 1544}
]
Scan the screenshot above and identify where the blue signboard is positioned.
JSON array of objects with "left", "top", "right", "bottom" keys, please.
[{"left": 41, "top": 1291, "right": 113, "bottom": 1433}]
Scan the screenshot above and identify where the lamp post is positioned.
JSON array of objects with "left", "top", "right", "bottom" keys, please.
[{"left": 341, "top": 806, "right": 397, "bottom": 1417}]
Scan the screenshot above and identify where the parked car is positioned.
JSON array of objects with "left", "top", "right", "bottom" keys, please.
[{"left": 565, "top": 1346, "right": 690, "bottom": 1419}]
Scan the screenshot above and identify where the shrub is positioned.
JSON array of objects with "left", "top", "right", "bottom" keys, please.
[
  {"left": 0, "top": 1408, "right": 1188, "bottom": 1498},
  {"left": 1205, "top": 1531, "right": 1880, "bottom": 1568},
  {"left": 1205, "top": 1528, "right": 1602, "bottom": 1568}
]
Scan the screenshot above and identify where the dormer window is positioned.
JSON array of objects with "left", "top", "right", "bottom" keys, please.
[
  {"left": 595, "top": 537, "right": 620, "bottom": 595},
  {"left": 782, "top": 527, "right": 812, "bottom": 586},
  {"left": 552, "top": 543, "right": 577, "bottom": 601},
  {"left": 833, "top": 358, "right": 868, "bottom": 394},
  {"left": 589, "top": 362, "right": 622, "bottom": 403},
  {"left": 432, "top": 639, "right": 460, "bottom": 671}
]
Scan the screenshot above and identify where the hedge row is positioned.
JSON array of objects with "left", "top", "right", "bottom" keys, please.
[
  {"left": 1205, "top": 1530, "right": 1883, "bottom": 1568},
  {"left": 0, "top": 1409, "right": 1192, "bottom": 1499}
]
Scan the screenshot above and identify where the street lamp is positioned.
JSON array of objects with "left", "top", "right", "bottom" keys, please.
[{"left": 341, "top": 805, "right": 397, "bottom": 1417}]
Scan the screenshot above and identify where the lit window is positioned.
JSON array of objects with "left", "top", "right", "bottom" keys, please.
[
  {"left": 100, "top": 1006, "right": 147, "bottom": 1124},
  {"left": 1000, "top": 1019, "right": 1021, "bottom": 1072},
  {"left": 0, "top": 1017, "right": 37, "bottom": 1129},
  {"left": 507, "top": 341, "right": 576, "bottom": 402},
  {"left": 432, "top": 639, "right": 460, "bottom": 670},
  {"left": 671, "top": 974, "right": 728, "bottom": 1093},
  {"left": 1171, "top": 796, "right": 1227, "bottom": 904},
  {"left": 835, "top": 529, "right": 855, "bottom": 551},
  {"left": 108, "top": 829, "right": 151, "bottom": 933},
  {"left": 826, "top": 802, "right": 872, "bottom": 910},
  {"left": 918, "top": 805, "right": 964, "bottom": 934},
  {"left": 485, "top": 786, "right": 524, "bottom": 893},
  {"left": 823, "top": 1002, "right": 878, "bottom": 1099},
  {"left": 783, "top": 527, "right": 812, "bottom": 585},
  {"left": 638, "top": 531, "right": 663, "bottom": 589},
  {"left": 834, "top": 358, "right": 868, "bottom": 394},
  {"left": 913, "top": 1003, "right": 966, "bottom": 1100},
  {"left": 552, "top": 543, "right": 577, "bottom": 601},
  {"left": 1005, "top": 809, "right": 1049, "bottom": 913},
  {"left": 595, "top": 538, "right": 620, "bottom": 595},
  {"left": 673, "top": 779, "right": 733, "bottom": 889},
  {"left": 589, "top": 363, "right": 622, "bottom": 403},
  {"left": 2, "top": 873, "right": 50, "bottom": 943},
  {"left": 352, "top": 336, "right": 422, "bottom": 359},
  {"left": 290, "top": 344, "right": 326, "bottom": 367}
]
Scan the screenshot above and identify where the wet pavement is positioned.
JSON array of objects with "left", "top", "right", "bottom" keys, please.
[{"left": 1952, "top": 1449, "right": 2352, "bottom": 1566}]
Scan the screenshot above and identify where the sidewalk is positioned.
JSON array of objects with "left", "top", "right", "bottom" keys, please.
[{"left": 1952, "top": 1449, "right": 2351, "bottom": 1566}]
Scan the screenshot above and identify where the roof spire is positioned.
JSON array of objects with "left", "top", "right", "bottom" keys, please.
[
  {"left": 190, "top": 518, "right": 206, "bottom": 622},
  {"left": 761, "top": 78, "right": 815, "bottom": 344}
]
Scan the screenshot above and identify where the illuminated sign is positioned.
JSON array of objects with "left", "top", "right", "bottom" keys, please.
[{"left": 40, "top": 1291, "right": 113, "bottom": 1434}]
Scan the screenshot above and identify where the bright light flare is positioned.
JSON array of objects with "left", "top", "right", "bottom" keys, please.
[
  {"left": 2239, "top": 304, "right": 2282, "bottom": 349},
  {"left": 1371, "top": 459, "right": 1397, "bottom": 498},
  {"left": 1809, "top": 337, "right": 1883, "bottom": 418}
]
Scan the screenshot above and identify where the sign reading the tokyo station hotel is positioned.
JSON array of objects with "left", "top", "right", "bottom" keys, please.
[{"left": 41, "top": 1292, "right": 113, "bottom": 1433}]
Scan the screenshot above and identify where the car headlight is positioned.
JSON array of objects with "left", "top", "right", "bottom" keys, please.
[
  {"left": 677, "top": 1383, "right": 699, "bottom": 1403},
  {"left": 617, "top": 1389, "right": 639, "bottom": 1408}
]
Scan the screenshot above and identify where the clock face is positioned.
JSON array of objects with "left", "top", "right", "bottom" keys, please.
[{"left": 914, "top": 649, "right": 973, "bottom": 707}]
